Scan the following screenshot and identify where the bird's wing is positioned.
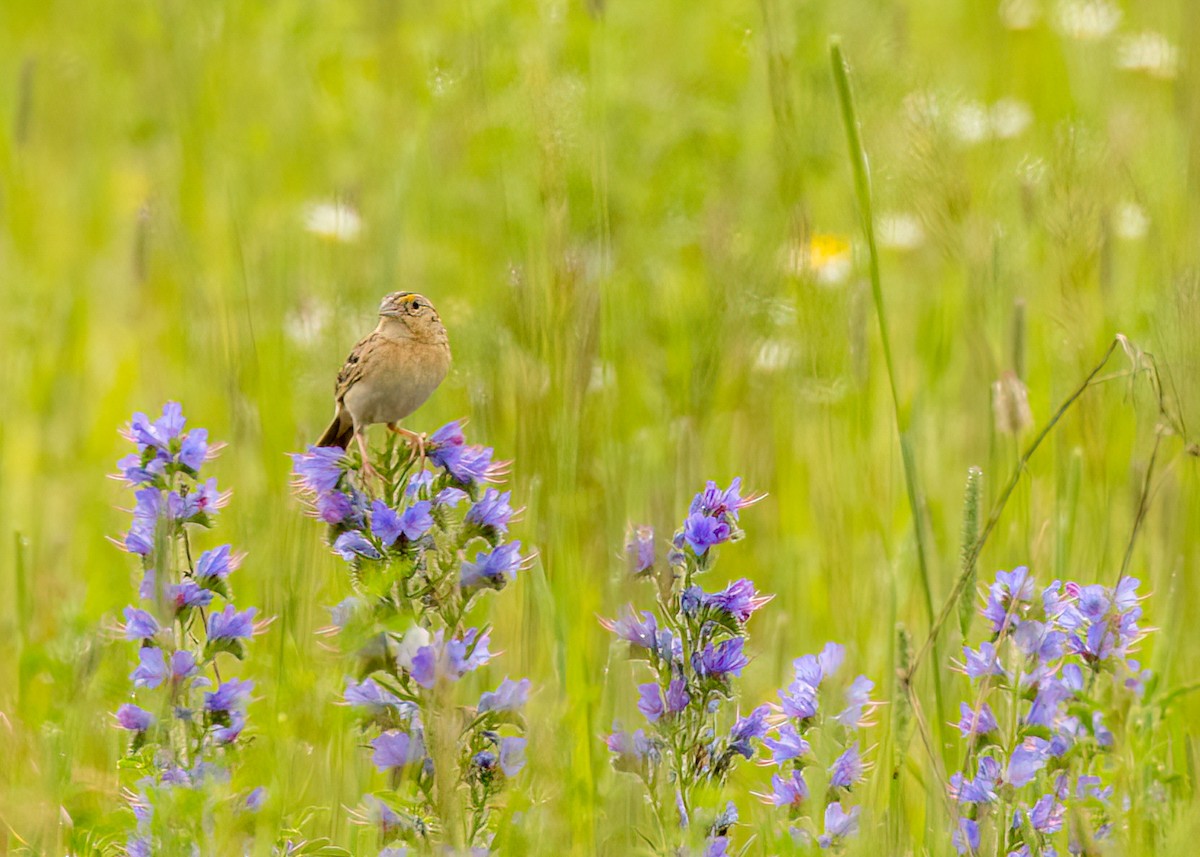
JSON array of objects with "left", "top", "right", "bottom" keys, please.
[{"left": 333, "top": 332, "right": 382, "bottom": 403}]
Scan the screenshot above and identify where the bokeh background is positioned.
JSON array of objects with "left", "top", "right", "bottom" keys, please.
[{"left": 2, "top": 0, "right": 1199, "bottom": 853}]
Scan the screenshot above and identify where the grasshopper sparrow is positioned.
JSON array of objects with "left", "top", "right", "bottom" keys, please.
[{"left": 316, "top": 292, "right": 451, "bottom": 466}]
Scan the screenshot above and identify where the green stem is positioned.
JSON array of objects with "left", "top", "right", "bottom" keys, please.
[{"left": 830, "top": 37, "right": 945, "bottom": 750}]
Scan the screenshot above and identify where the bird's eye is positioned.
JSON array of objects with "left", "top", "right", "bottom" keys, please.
[{"left": 411, "top": 299, "right": 423, "bottom": 310}]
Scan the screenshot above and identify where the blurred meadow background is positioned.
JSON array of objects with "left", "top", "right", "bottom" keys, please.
[{"left": 2, "top": 0, "right": 1200, "bottom": 853}]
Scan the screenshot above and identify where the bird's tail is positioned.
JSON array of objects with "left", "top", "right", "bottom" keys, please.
[{"left": 316, "top": 411, "right": 354, "bottom": 449}]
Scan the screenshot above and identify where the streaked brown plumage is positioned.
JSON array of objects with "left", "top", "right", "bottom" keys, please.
[{"left": 316, "top": 292, "right": 451, "bottom": 465}]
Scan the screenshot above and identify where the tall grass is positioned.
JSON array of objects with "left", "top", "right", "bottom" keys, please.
[{"left": 2, "top": 0, "right": 1200, "bottom": 853}]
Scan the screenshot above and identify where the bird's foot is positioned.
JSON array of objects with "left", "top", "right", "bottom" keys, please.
[{"left": 387, "top": 424, "right": 428, "bottom": 468}]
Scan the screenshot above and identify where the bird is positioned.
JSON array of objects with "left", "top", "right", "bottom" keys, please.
[{"left": 315, "top": 291, "right": 451, "bottom": 471}]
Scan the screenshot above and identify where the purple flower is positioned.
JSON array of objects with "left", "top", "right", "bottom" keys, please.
[
  {"left": 213, "top": 710, "right": 247, "bottom": 744},
  {"left": 371, "top": 499, "right": 433, "bottom": 546},
  {"left": 435, "top": 486, "right": 467, "bottom": 507},
  {"left": 116, "top": 703, "right": 154, "bottom": 731},
  {"left": 626, "top": 526, "right": 655, "bottom": 574},
  {"left": 689, "top": 477, "right": 761, "bottom": 521},
  {"left": 123, "top": 607, "right": 159, "bottom": 640},
  {"left": 952, "top": 817, "right": 980, "bottom": 855},
  {"left": 128, "top": 402, "right": 186, "bottom": 452},
  {"left": 1092, "top": 711, "right": 1114, "bottom": 747},
  {"left": 962, "top": 642, "right": 1004, "bottom": 680},
  {"left": 954, "top": 701, "right": 998, "bottom": 736},
  {"left": 479, "top": 677, "right": 531, "bottom": 713},
  {"left": 333, "top": 530, "right": 383, "bottom": 561},
  {"left": 729, "top": 704, "right": 770, "bottom": 758},
  {"left": 205, "top": 679, "right": 254, "bottom": 713},
  {"left": 467, "top": 489, "right": 515, "bottom": 533},
  {"left": 499, "top": 736, "right": 526, "bottom": 776},
  {"left": 836, "top": 675, "right": 875, "bottom": 726},
  {"left": 170, "top": 650, "right": 198, "bottom": 682},
  {"left": 345, "top": 678, "right": 405, "bottom": 713},
  {"left": 664, "top": 678, "right": 691, "bottom": 715},
  {"left": 818, "top": 802, "right": 860, "bottom": 848},
  {"left": 1006, "top": 737, "right": 1050, "bottom": 787},
  {"left": 1026, "top": 677, "right": 1073, "bottom": 729},
  {"left": 982, "top": 566, "right": 1035, "bottom": 632},
  {"left": 460, "top": 542, "right": 524, "bottom": 590},
  {"left": 178, "top": 428, "right": 208, "bottom": 470},
  {"left": 244, "top": 787, "right": 266, "bottom": 813},
  {"left": 704, "top": 578, "right": 771, "bottom": 623},
  {"left": 131, "top": 646, "right": 167, "bottom": 688},
  {"left": 207, "top": 605, "right": 256, "bottom": 641},
  {"left": 693, "top": 637, "right": 749, "bottom": 679},
  {"left": 683, "top": 513, "right": 731, "bottom": 555},
  {"left": 637, "top": 683, "right": 665, "bottom": 722},
  {"left": 704, "top": 837, "right": 729, "bottom": 857},
  {"left": 169, "top": 581, "right": 213, "bottom": 612},
  {"left": 411, "top": 629, "right": 492, "bottom": 688},
  {"left": 429, "top": 420, "right": 465, "bottom": 450},
  {"left": 316, "top": 490, "right": 354, "bottom": 524},
  {"left": 195, "top": 544, "right": 238, "bottom": 581},
  {"left": 949, "top": 756, "right": 1000, "bottom": 804},
  {"left": 830, "top": 742, "right": 864, "bottom": 788},
  {"left": 1014, "top": 620, "right": 1065, "bottom": 661},
  {"left": 1029, "top": 793, "right": 1064, "bottom": 833},
  {"left": 372, "top": 730, "right": 425, "bottom": 771},
  {"left": 779, "top": 681, "right": 819, "bottom": 720},
  {"left": 290, "top": 446, "right": 346, "bottom": 493},
  {"left": 766, "top": 770, "right": 808, "bottom": 807},
  {"left": 602, "top": 608, "right": 658, "bottom": 650},
  {"left": 764, "top": 723, "right": 810, "bottom": 764},
  {"left": 606, "top": 728, "right": 653, "bottom": 769}
]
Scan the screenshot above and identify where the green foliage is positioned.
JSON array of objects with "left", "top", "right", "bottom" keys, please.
[{"left": 2, "top": 0, "right": 1199, "bottom": 853}]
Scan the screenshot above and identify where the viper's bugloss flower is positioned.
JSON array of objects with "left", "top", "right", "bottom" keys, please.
[
  {"left": 372, "top": 730, "right": 426, "bottom": 772},
  {"left": 952, "top": 817, "right": 980, "bottom": 855},
  {"left": 466, "top": 488, "right": 515, "bottom": 533},
  {"left": 692, "top": 638, "right": 748, "bottom": 679},
  {"left": 317, "top": 490, "right": 354, "bottom": 524},
  {"left": 169, "top": 581, "right": 214, "bottom": 612},
  {"left": 478, "top": 677, "right": 531, "bottom": 713},
  {"left": 410, "top": 629, "right": 492, "bottom": 688},
  {"left": 499, "top": 737, "right": 526, "bottom": 776},
  {"left": 955, "top": 701, "right": 999, "bottom": 736},
  {"left": 123, "top": 607, "right": 159, "bottom": 640},
  {"left": 948, "top": 756, "right": 1000, "bottom": 804},
  {"left": 835, "top": 675, "right": 876, "bottom": 726},
  {"left": 1005, "top": 736, "right": 1050, "bottom": 787},
  {"left": 689, "top": 477, "right": 761, "bottom": 522},
  {"left": 205, "top": 679, "right": 254, "bottom": 714},
  {"left": 765, "top": 770, "right": 808, "bottom": 807},
  {"left": 333, "top": 530, "right": 383, "bottom": 561},
  {"left": 460, "top": 542, "right": 524, "bottom": 591},
  {"left": 345, "top": 678, "right": 406, "bottom": 714},
  {"left": 116, "top": 704, "right": 154, "bottom": 732},
  {"left": 724, "top": 705, "right": 772, "bottom": 748},
  {"left": 779, "top": 680, "right": 820, "bottom": 720},
  {"left": 818, "top": 802, "right": 860, "bottom": 849},
  {"left": 290, "top": 446, "right": 346, "bottom": 494},
  {"left": 372, "top": 499, "right": 434, "bottom": 546},
  {"left": 793, "top": 642, "right": 845, "bottom": 689},
  {"left": 961, "top": 641, "right": 1004, "bottom": 680},
  {"left": 131, "top": 646, "right": 167, "bottom": 689},
  {"left": 665, "top": 679, "right": 691, "bottom": 715},
  {"left": 1027, "top": 793, "right": 1065, "bottom": 834},
  {"left": 195, "top": 544, "right": 239, "bottom": 581},
  {"left": 207, "top": 605, "right": 257, "bottom": 641},
  {"left": 704, "top": 578, "right": 771, "bottom": 624},
  {"left": 626, "top": 525, "right": 655, "bottom": 574},
  {"left": 606, "top": 728, "right": 653, "bottom": 767},
  {"left": 982, "top": 565, "right": 1036, "bottom": 632},
  {"left": 764, "top": 723, "right": 810, "bottom": 765},
  {"left": 602, "top": 608, "right": 658, "bottom": 650},
  {"left": 682, "top": 513, "right": 731, "bottom": 555},
  {"left": 829, "top": 742, "right": 864, "bottom": 788},
  {"left": 637, "top": 683, "right": 665, "bottom": 723}
]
